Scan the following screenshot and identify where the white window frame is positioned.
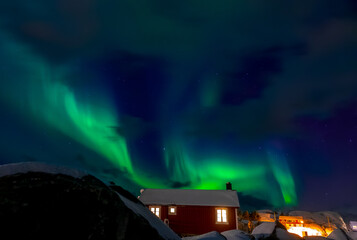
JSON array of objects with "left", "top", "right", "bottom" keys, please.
[{"left": 216, "top": 208, "right": 228, "bottom": 224}]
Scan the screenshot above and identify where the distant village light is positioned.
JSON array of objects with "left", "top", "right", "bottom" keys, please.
[
  {"left": 350, "top": 221, "right": 357, "bottom": 231},
  {"left": 279, "top": 216, "right": 325, "bottom": 237},
  {"left": 288, "top": 227, "right": 322, "bottom": 237}
]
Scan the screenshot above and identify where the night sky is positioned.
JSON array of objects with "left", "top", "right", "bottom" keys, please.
[{"left": 0, "top": 1, "right": 356, "bottom": 212}]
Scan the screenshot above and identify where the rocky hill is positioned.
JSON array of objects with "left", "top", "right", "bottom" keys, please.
[{"left": 0, "top": 162, "right": 179, "bottom": 240}]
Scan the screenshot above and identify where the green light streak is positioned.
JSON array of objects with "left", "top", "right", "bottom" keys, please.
[
  {"left": 163, "top": 140, "right": 297, "bottom": 206},
  {"left": 0, "top": 33, "right": 135, "bottom": 176},
  {"left": 164, "top": 141, "right": 200, "bottom": 184},
  {"left": 33, "top": 78, "right": 134, "bottom": 174},
  {"left": 0, "top": 33, "right": 173, "bottom": 189},
  {"left": 267, "top": 150, "right": 297, "bottom": 205},
  {"left": 200, "top": 77, "right": 221, "bottom": 107}
]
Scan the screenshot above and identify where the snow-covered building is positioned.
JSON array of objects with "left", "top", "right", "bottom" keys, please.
[
  {"left": 279, "top": 216, "right": 304, "bottom": 228},
  {"left": 350, "top": 221, "right": 357, "bottom": 231},
  {"left": 258, "top": 212, "right": 276, "bottom": 222},
  {"left": 279, "top": 216, "right": 326, "bottom": 237},
  {"left": 138, "top": 186, "right": 240, "bottom": 236}
]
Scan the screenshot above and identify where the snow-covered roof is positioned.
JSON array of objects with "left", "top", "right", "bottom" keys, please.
[
  {"left": 252, "top": 222, "right": 276, "bottom": 236},
  {"left": 328, "top": 228, "right": 352, "bottom": 240},
  {"left": 139, "top": 189, "right": 240, "bottom": 207},
  {"left": 0, "top": 162, "right": 87, "bottom": 178}
]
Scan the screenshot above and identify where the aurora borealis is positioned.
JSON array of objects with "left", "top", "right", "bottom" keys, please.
[{"left": 0, "top": 1, "right": 356, "bottom": 211}]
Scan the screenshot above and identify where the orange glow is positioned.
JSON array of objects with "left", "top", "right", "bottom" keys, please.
[
  {"left": 288, "top": 227, "right": 323, "bottom": 237},
  {"left": 325, "top": 228, "right": 334, "bottom": 236}
]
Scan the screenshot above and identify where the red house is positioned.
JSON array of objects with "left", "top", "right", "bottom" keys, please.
[{"left": 138, "top": 185, "right": 240, "bottom": 236}]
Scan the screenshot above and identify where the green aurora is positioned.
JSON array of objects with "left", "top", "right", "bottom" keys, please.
[{"left": 0, "top": 32, "right": 297, "bottom": 207}]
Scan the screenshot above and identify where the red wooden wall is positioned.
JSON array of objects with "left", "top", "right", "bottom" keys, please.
[{"left": 148, "top": 205, "right": 238, "bottom": 236}]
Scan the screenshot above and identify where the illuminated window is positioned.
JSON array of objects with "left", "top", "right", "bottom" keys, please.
[
  {"left": 169, "top": 206, "right": 177, "bottom": 215},
  {"left": 149, "top": 206, "right": 161, "bottom": 218},
  {"left": 216, "top": 208, "right": 228, "bottom": 224}
]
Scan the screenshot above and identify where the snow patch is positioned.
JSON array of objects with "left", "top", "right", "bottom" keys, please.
[
  {"left": 252, "top": 222, "right": 276, "bottom": 240},
  {"left": 221, "top": 229, "right": 252, "bottom": 240},
  {"left": 328, "top": 229, "right": 353, "bottom": 240},
  {"left": 252, "top": 222, "right": 276, "bottom": 235},
  {"left": 182, "top": 231, "right": 226, "bottom": 240},
  {"left": 305, "top": 237, "right": 333, "bottom": 240},
  {"left": 275, "top": 228, "right": 301, "bottom": 240},
  {"left": 348, "top": 231, "right": 357, "bottom": 240}
]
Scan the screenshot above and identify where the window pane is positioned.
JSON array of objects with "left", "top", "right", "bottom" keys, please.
[
  {"left": 155, "top": 208, "right": 160, "bottom": 217},
  {"left": 151, "top": 207, "right": 155, "bottom": 213},
  {"left": 222, "top": 210, "right": 227, "bottom": 222},
  {"left": 217, "top": 209, "right": 222, "bottom": 222},
  {"left": 170, "top": 208, "right": 175, "bottom": 213}
]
